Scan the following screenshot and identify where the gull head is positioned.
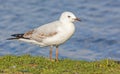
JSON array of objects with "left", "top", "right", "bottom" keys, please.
[{"left": 60, "top": 11, "right": 81, "bottom": 23}]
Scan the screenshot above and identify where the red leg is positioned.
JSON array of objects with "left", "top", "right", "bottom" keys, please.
[
  {"left": 56, "top": 46, "right": 59, "bottom": 61},
  {"left": 50, "top": 46, "right": 53, "bottom": 61}
]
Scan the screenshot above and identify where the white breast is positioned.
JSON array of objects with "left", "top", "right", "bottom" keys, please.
[{"left": 43, "top": 23, "right": 75, "bottom": 46}]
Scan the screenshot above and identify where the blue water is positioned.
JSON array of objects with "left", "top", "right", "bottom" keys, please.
[{"left": 0, "top": 0, "right": 120, "bottom": 61}]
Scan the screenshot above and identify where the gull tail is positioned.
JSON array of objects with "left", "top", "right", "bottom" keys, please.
[{"left": 7, "top": 34, "right": 24, "bottom": 40}]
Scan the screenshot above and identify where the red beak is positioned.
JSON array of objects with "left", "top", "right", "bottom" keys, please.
[{"left": 75, "top": 18, "right": 81, "bottom": 21}]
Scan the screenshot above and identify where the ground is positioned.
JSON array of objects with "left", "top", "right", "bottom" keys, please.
[{"left": 0, "top": 55, "right": 120, "bottom": 74}]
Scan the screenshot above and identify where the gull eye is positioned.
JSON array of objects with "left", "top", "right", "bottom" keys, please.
[{"left": 68, "top": 16, "right": 71, "bottom": 18}]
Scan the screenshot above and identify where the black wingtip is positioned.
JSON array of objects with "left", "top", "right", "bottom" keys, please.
[
  {"left": 7, "top": 38, "right": 19, "bottom": 40},
  {"left": 11, "top": 34, "right": 16, "bottom": 37},
  {"left": 11, "top": 34, "right": 24, "bottom": 37},
  {"left": 7, "top": 34, "right": 24, "bottom": 40},
  {"left": 11, "top": 34, "right": 24, "bottom": 38}
]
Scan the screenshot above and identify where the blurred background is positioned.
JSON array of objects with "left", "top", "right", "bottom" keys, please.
[{"left": 0, "top": 0, "right": 120, "bottom": 61}]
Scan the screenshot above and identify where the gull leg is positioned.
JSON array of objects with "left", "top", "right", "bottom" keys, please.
[
  {"left": 55, "top": 46, "right": 59, "bottom": 61},
  {"left": 50, "top": 46, "right": 53, "bottom": 61}
]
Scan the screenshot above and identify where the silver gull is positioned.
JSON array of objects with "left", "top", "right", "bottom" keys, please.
[{"left": 8, "top": 11, "right": 81, "bottom": 61}]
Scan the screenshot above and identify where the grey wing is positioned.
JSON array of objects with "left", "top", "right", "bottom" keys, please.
[{"left": 23, "top": 21, "right": 61, "bottom": 42}]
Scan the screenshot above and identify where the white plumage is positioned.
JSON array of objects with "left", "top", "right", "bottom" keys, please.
[{"left": 8, "top": 11, "right": 81, "bottom": 61}]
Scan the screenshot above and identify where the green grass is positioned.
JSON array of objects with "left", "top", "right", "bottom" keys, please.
[{"left": 0, "top": 55, "right": 120, "bottom": 74}]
